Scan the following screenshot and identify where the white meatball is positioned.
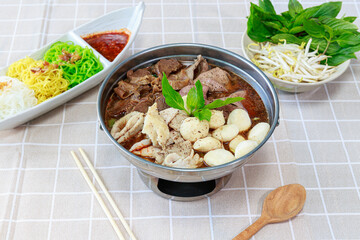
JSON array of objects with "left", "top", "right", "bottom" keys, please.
[
  {"left": 209, "top": 110, "right": 225, "bottom": 129},
  {"left": 193, "top": 137, "right": 222, "bottom": 152},
  {"left": 227, "top": 109, "right": 252, "bottom": 132},
  {"left": 248, "top": 122, "right": 270, "bottom": 144},
  {"left": 229, "top": 135, "right": 246, "bottom": 153},
  {"left": 212, "top": 124, "right": 240, "bottom": 142},
  {"left": 180, "top": 117, "right": 209, "bottom": 142},
  {"left": 204, "top": 149, "right": 235, "bottom": 167},
  {"left": 235, "top": 140, "right": 258, "bottom": 158}
]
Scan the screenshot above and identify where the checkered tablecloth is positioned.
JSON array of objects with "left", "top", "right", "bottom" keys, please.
[{"left": 1, "top": 0, "right": 360, "bottom": 239}]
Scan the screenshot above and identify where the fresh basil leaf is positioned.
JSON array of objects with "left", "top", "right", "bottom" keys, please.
[
  {"left": 250, "top": 3, "right": 283, "bottom": 21},
  {"left": 195, "top": 80, "right": 205, "bottom": 108},
  {"left": 343, "top": 16, "right": 357, "bottom": 23},
  {"left": 281, "top": 11, "right": 293, "bottom": 22},
  {"left": 323, "top": 24, "right": 334, "bottom": 40},
  {"left": 247, "top": 3, "right": 288, "bottom": 42},
  {"left": 247, "top": 4, "right": 273, "bottom": 42},
  {"left": 263, "top": 21, "right": 288, "bottom": 32},
  {"left": 161, "top": 74, "right": 186, "bottom": 112},
  {"left": 276, "top": 15, "right": 292, "bottom": 29},
  {"left": 301, "top": 35, "right": 341, "bottom": 55},
  {"left": 335, "top": 32, "right": 360, "bottom": 47},
  {"left": 292, "top": 6, "right": 321, "bottom": 27},
  {"left": 205, "top": 97, "right": 244, "bottom": 110},
  {"left": 313, "top": 2, "right": 342, "bottom": 18},
  {"left": 303, "top": 19, "right": 326, "bottom": 38},
  {"left": 325, "top": 42, "right": 342, "bottom": 55},
  {"left": 289, "top": 26, "right": 305, "bottom": 34},
  {"left": 193, "top": 108, "right": 212, "bottom": 122},
  {"left": 325, "top": 53, "right": 356, "bottom": 66},
  {"left": 186, "top": 87, "right": 197, "bottom": 113},
  {"left": 259, "top": 0, "right": 276, "bottom": 14},
  {"left": 337, "top": 45, "right": 360, "bottom": 55},
  {"left": 306, "top": 36, "right": 328, "bottom": 51},
  {"left": 271, "top": 34, "right": 303, "bottom": 45},
  {"left": 288, "top": 0, "right": 303, "bottom": 18},
  {"left": 319, "top": 16, "right": 358, "bottom": 33},
  {"left": 281, "top": 33, "right": 344, "bottom": 57}
]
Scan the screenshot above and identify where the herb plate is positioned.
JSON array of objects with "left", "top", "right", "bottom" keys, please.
[
  {"left": 242, "top": 32, "right": 350, "bottom": 93},
  {"left": 0, "top": 2, "right": 145, "bottom": 131}
]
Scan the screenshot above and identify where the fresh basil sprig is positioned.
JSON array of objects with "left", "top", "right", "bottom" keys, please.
[
  {"left": 161, "top": 72, "right": 189, "bottom": 115},
  {"left": 161, "top": 73, "right": 244, "bottom": 121}
]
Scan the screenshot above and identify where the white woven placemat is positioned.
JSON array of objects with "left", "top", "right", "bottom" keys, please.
[{"left": 0, "top": 1, "right": 359, "bottom": 239}]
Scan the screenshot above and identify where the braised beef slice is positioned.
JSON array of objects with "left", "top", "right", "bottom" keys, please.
[
  {"left": 228, "top": 90, "right": 246, "bottom": 98},
  {"left": 132, "top": 96, "right": 154, "bottom": 113},
  {"left": 195, "top": 67, "right": 230, "bottom": 92},
  {"left": 179, "top": 85, "right": 194, "bottom": 96},
  {"left": 114, "top": 81, "right": 139, "bottom": 99},
  {"left": 216, "top": 105, "right": 237, "bottom": 120},
  {"left": 138, "top": 85, "right": 152, "bottom": 97},
  {"left": 151, "top": 77, "right": 162, "bottom": 92},
  {"left": 127, "top": 68, "right": 155, "bottom": 85},
  {"left": 194, "top": 57, "right": 209, "bottom": 78},
  {"left": 208, "top": 91, "right": 247, "bottom": 120},
  {"left": 179, "top": 84, "right": 209, "bottom": 99},
  {"left": 154, "top": 93, "right": 168, "bottom": 111},
  {"left": 197, "top": 78, "right": 227, "bottom": 92},
  {"left": 154, "top": 59, "right": 183, "bottom": 78},
  {"left": 215, "top": 90, "right": 260, "bottom": 118},
  {"left": 185, "top": 55, "right": 209, "bottom": 80},
  {"left": 107, "top": 98, "right": 139, "bottom": 117},
  {"left": 227, "top": 91, "right": 246, "bottom": 109},
  {"left": 167, "top": 69, "right": 191, "bottom": 90},
  {"left": 107, "top": 94, "right": 155, "bottom": 117}
]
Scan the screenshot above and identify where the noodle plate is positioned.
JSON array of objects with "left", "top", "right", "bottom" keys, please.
[{"left": 2, "top": 41, "right": 104, "bottom": 120}]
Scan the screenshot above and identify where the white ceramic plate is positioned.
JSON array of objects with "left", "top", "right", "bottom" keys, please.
[
  {"left": 242, "top": 31, "right": 350, "bottom": 93},
  {"left": 0, "top": 2, "right": 145, "bottom": 131}
]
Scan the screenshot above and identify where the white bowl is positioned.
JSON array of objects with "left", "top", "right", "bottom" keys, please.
[
  {"left": 241, "top": 32, "right": 350, "bottom": 93},
  {"left": 0, "top": 2, "right": 145, "bottom": 131}
]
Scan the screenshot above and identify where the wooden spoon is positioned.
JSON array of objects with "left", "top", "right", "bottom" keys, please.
[{"left": 233, "top": 184, "right": 306, "bottom": 240}]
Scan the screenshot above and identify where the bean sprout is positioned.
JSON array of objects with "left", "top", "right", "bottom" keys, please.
[{"left": 248, "top": 39, "right": 336, "bottom": 83}]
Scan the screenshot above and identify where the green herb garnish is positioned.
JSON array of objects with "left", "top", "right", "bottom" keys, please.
[
  {"left": 108, "top": 118, "right": 116, "bottom": 128},
  {"left": 161, "top": 73, "right": 244, "bottom": 121},
  {"left": 247, "top": 0, "right": 360, "bottom": 66}
]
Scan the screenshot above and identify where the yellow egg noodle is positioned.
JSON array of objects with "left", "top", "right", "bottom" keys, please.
[
  {"left": 7, "top": 57, "right": 69, "bottom": 103},
  {"left": 0, "top": 76, "right": 37, "bottom": 120},
  {"left": 6, "top": 57, "right": 35, "bottom": 80}
]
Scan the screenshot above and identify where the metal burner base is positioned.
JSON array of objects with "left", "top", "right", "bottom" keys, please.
[{"left": 137, "top": 170, "right": 232, "bottom": 201}]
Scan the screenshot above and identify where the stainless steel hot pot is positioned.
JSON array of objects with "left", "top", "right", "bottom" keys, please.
[{"left": 98, "top": 43, "right": 279, "bottom": 201}]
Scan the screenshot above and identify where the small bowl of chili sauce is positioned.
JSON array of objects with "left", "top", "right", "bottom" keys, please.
[{"left": 82, "top": 29, "right": 130, "bottom": 62}]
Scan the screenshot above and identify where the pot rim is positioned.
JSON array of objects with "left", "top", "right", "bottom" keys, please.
[{"left": 97, "top": 43, "right": 280, "bottom": 173}]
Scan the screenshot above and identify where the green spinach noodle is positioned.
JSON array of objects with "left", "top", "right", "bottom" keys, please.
[{"left": 44, "top": 41, "right": 103, "bottom": 88}]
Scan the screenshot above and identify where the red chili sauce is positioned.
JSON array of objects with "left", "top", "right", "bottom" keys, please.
[{"left": 82, "top": 31, "right": 130, "bottom": 62}]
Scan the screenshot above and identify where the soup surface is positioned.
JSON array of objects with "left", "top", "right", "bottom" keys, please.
[{"left": 105, "top": 55, "right": 269, "bottom": 168}]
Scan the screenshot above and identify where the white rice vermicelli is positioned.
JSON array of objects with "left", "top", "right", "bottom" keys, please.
[{"left": 0, "top": 76, "right": 37, "bottom": 120}]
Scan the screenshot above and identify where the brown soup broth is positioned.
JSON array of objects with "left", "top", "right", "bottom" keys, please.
[
  {"left": 216, "top": 67, "right": 268, "bottom": 126},
  {"left": 105, "top": 61, "right": 269, "bottom": 166}
]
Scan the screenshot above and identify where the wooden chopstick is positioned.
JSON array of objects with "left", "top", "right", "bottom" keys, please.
[
  {"left": 78, "top": 148, "right": 137, "bottom": 240},
  {"left": 71, "top": 150, "right": 133, "bottom": 240}
]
